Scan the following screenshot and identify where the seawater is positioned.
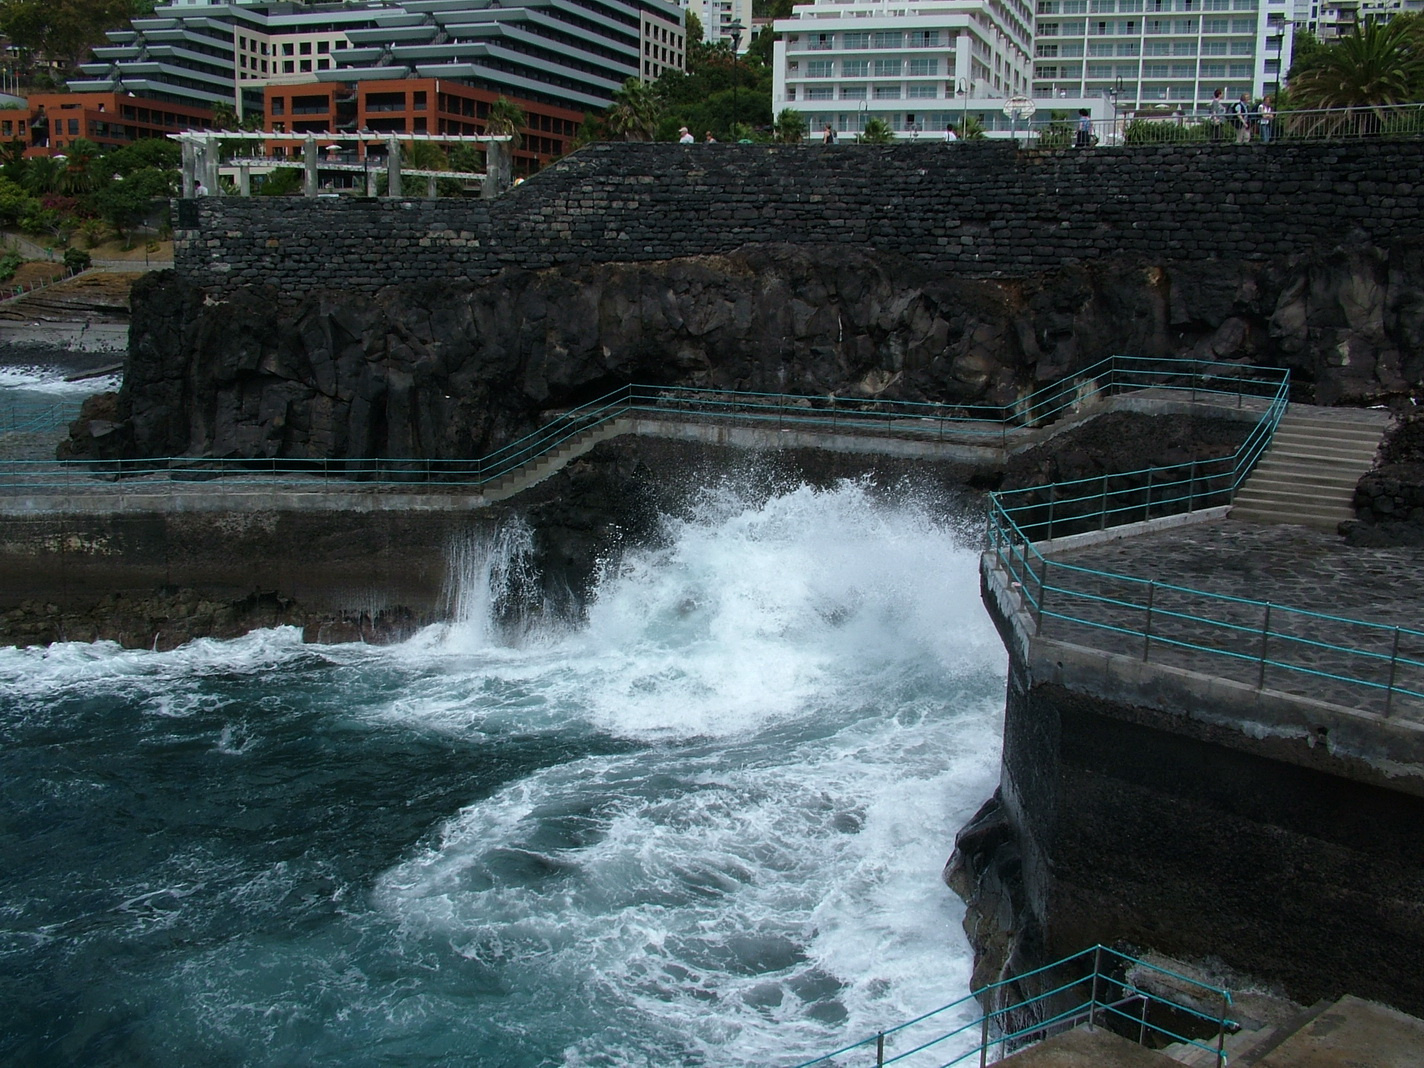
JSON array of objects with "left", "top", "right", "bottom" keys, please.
[{"left": 0, "top": 478, "right": 1006, "bottom": 1067}]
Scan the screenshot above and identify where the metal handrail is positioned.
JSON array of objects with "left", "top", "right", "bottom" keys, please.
[
  {"left": 1018, "top": 101, "right": 1424, "bottom": 148},
  {"left": 788, "top": 943, "right": 1234, "bottom": 1068},
  {"left": 987, "top": 366, "right": 1424, "bottom": 716},
  {"left": 0, "top": 356, "right": 1277, "bottom": 487}
]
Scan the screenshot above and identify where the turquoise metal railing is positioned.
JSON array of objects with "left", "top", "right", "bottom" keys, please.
[
  {"left": 789, "top": 944, "right": 1235, "bottom": 1068},
  {"left": 0, "top": 356, "right": 1280, "bottom": 487},
  {"left": 0, "top": 394, "right": 84, "bottom": 436},
  {"left": 986, "top": 366, "right": 1424, "bottom": 716}
]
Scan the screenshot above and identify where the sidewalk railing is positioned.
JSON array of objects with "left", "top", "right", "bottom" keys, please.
[
  {"left": 0, "top": 263, "right": 86, "bottom": 304},
  {"left": 1018, "top": 101, "right": 1424, "bottom": 148},
  {"left": 987, "top": 364, "right": 1424, "bottom": 716},
  {"left": 788, "top": 944, "right": 1234, "bottom": 1067},
  {"left": 0, "top": 356, "right": 1281, "bottom": 486}
]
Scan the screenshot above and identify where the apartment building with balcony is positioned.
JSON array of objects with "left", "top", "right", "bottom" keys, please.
[
  {"left": 1030, "top": 0, "right": 1295, "bottom": 112},
  {"left": 771, "top": 0, "right": 1035, "bottom": 139},
  {"left": 70, "top": 0, "right": 685, "bottom": 125},
  {"left": 688, "top": 0, "right": 756, "bottom": 51}
]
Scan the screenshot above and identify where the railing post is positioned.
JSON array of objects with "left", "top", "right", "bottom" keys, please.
[
  {"left": 1047, "top": 493, "right": 1056, "bottom": 541},
  {"left": 1035, "top": 559, "right": 1049, "bottom": 636},
  {"left": 1216, "top": 993, "right": 1229, "bottom": 1067},
  {"left": 1100, "top": 474, "right": 1108, "bottom": 530},
  {"left": 1089, "top": 945, "right": 1102, "bottom": 1028},
  {"left": 876, "top": 1031, "right": 885, "bottom": 1067},
  {"left": 1257, "top": 603, "right": 1272, "bottom": 690},
  {"left": 980, "top": 1011, "right": 990, "bottom": 1068},
  {"left": 1142, "top": 581, "right": 1156, "bottom": 660},
  {"left": 1188, "top": 459, "right": 1197, "bottom": 512},
  {"left": 1385, "top": 626, "right": 1402, "bottom": 717},
  {"left": 1144, "top": 466, "right": 1153, "bottom": 522}
]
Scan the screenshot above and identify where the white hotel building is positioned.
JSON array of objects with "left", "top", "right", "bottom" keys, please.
[
  {"left": 771, "top": 0, "right": 1038, "bottom": 138},
  {"left": 1030, "top": 0, "right": 1295, "bottom": 111}
]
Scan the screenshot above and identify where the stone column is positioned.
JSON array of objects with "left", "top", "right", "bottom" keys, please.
[
  {"left": 237, "top": 162, "right": 250, "bottom": 197},
  {"left": 387, "top": 136, "right": 402, "bottom": 197},
  {"left": 180, "top": 137, "right": 196, "bottom": 198},
  {"left": 426, "top": 174, "right": 437, "bottom": 198},
  {"left": 303, "top": 135, "right": 318, "bottom": 198},
  {"left": 481, "top": 139, "right": 511, "bottom": 198},
  {"left": 201, "top": 142, "right": 220, "bottom": 197}
]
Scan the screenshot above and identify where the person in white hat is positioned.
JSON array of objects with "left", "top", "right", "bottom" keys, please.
[{"left": 678, "top": 126, "right": 694, "bottom": 143}]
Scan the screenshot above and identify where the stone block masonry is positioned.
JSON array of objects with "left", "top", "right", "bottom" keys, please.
[{"left": 174, "top": 140, "right": 1424, "bottom": 299}]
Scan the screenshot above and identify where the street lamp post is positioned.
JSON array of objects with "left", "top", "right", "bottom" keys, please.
[
  {"left": 956, "top": 79, "right": 968, "bottom": 137},
  {"left": 727, "top": 19, "right": 745, "bottom": 137}
]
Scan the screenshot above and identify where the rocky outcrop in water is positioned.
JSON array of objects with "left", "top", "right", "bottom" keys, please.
[{"left": 63, "top": 239, "right": 1424, "bottom": 464}]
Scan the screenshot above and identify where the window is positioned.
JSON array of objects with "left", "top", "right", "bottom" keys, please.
[
  {"left": 299, "top": 41, "right": 311, "bottom": 55},
  {"left": 1091, "top": 19, "right": 1110, "bottom": 32},
  {"left": 841, "top": 85, "right": 866, "bottom": 98},
  {"left": 1204, "top": 16, "right": 1228, "bottom": 29},
  {"left": 299, "top": 59, "right": 312, "bottom": 72},
  {"left": 1063, "top": 1, "right": 1088, "bottom": 11},
  {"left": 318, "top": 40, "right": 329, "bottom": 53},
  {"left": 1200, "top": 61, "right": 1225, "bottom": 76},
  {"left": 1090, "top": 0, "right": 1115, "bottom": 9},
  {"left": 843, "top": 59, "right": 868, "bottom": 75},
  {"left": 807, "top": 59, "right": 834, "bottom": 76},
  {"left": 68, "top": 119, "right": 79, "bottom": 134},
  {"left": 1175, "top": 18, "right": 1197, "bottom": 30},
  {"left": 271, "top": 98, "right": 285, "bottom": 115},
  {"left": 317, "top": 58, "right": 330, "bottom": 70},
  {"left": 1230, "top": 38, "right": 1253, "bottom": 52},
  {"left": 1143, "top": 61, "right": 1168, "bottom": 75},
  {"left": 1036, "top": 64, "right": 1060, "bottom": 77},
  {"left": 1202, "top": 40, "right": 1227, "bottom": 54},
  {"left": 810, "top": 33, "right": 833, "bottom": 49},
  {"left": 1173, "top": 40, "right": 1196, "bottom": 54},
  {"left": 872, "top": 31, "right": 901, "bottom": 47},
  {"left": 908, "top": 57, "right": 938, "bottom": 74},
  {"left": 1037, "top": 1, "right": 1060, "bottom": 11},
  {"left": 908, "top": 84, "right": 936, "bottom": 97},
  {"left": 1171, "top": 62, "right": 1193, "bottom": 76},
  {"left": 1117, "top": 40, "right": 1140, "bottom": 54},
  {"left": 843, "top": 32, "right": 869, "bottom": 48},
  {"left": 874, "top": 58, "right": 901, "bottom": 75},
  {"left": 1147, "top": 18, "right": 1167, "bottom": 31},
  {"left": 1147, "top": 40, "right": 1170, "bottom": 53},
  {"left": 806, "top": 86, "right": 833, "bottom": 99},
  {"left": 1087, "top": 62, "right": 1114, "bottom": 76},
  {"left": 873, "top": 85, "right": 902, "bottom": 97},
  {"left": 1228, "top": 61, "right": 1250, "bottom": 75},
  {"left": 1038, "top": 43, "right": 1062, "bottom": 56},
  {"left": 1039, "top": 21, "right": 1060, "bottom": 33},
  {"left": 909, "top": 30, "right": 939, "bottom": 46},
  {"left": 282, "top": 60, "right": 294, "bottom": 73}
]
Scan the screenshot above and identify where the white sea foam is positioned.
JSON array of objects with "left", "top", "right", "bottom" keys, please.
[
  {"left": 0, "top": 365, "right": 120, "bottom": 395},
  {"left": 370, "top": 479, "right": 1006, "bottom": 1065}
]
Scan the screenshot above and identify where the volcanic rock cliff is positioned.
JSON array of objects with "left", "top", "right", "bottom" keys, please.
[{"left": 65, "top": 238, "right": 1424, "bottom": 465}]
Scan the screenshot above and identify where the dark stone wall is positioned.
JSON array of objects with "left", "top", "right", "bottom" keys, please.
[
  {"left": 999, "top": 679, "right": 1424, "bottom": 1016},
  {"left": 174, "top": 140, "right": 1424, "bottom": 299}
]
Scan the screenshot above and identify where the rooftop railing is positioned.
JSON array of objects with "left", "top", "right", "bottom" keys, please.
[{"left": 788, "top": 944, "right": 1235, "bottom": 1068}]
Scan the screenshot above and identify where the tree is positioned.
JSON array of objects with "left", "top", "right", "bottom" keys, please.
[
  {"left": 104, "top": 137, "right": 181, "bottom": 176},
  {"left": 606, "top": 78, "right": 664, "bottom": 141},
  {"left": 486, "top": 96, "right": 526, "bottom": 151},
  {"left": 859, "top": 117, "right": 895, "bottom": 143},
  {"left": 0, "top": 0, "right": 141, "bottom": 73},
  {"left": 0, "top": 175, "right": 38, "bottom": 225},
  {"left": 1288, "top": 17, "right": 1424, "bottom": 109},
  {"left": 773, "top": 107, "right": 806, "bottom": 143}
]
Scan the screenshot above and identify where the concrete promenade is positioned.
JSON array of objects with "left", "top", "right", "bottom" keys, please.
[{"left": 1031, "top": 515, "right": 1424, "bottom": 720}]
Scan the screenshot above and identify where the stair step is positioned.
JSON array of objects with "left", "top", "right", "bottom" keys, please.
[
  {"left": 1246, "top": 466, "right": 1361, "bottom": 487},
  {"left": 1233, "top": 486, "right": 1354, "bottom": 506}
]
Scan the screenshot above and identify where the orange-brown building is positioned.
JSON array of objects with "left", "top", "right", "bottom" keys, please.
[
  {"left": 262, "top": 79, "right": 582, "bottom": 174},
  {"left": 8, "top": 92, "right": 214, "bottom": 156}
]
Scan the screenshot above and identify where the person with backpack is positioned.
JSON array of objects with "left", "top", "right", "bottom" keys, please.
[
  {"left": 1075, "top": 109, "right": 1093, "bottom": 148},
  {"left": 1231, "top": 92, "right": 1251, "bottom": 143}
]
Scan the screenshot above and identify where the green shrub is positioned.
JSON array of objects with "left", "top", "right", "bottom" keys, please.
[
  {"left": 63, "top": 247, "right": 91, "bottom": 272},
  {"left": 0, "top": 249, "right": 23, "bottom": 283}
]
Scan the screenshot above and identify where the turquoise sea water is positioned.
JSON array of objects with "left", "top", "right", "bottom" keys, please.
[{"left": 0, "top": 479, "right": 1006, "bottom": 1067}]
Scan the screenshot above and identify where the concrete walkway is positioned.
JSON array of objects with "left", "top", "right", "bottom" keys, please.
[{"left": 1038, "top": 517, "right": 1424, "bottom": 719}]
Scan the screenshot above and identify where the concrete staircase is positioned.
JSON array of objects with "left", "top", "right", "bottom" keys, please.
[
  {"left": 1230, "top": 405, "right": 1392, "bottom": 530},
  {"left": 477, "top": 416, "right": 630, "bottom": 503}
]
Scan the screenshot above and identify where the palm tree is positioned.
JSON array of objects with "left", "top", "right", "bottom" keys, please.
[
  {"left": 773, "top": 107, "right": 807, "bottom": 143},
  {"left": 485, "top": 96, "right": 526, "bottom": 151},
  {"left": 1289, "top": 17, "right": 1424, "bottom": 109},
  {"left": 859, "top": 117, "right": 895, "bottom": 144},
  {"left": 605, "top": 78, "right": 663, "bottom": 141}
]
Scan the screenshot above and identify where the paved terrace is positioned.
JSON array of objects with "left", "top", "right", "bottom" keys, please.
[{"left": 1035, "top": 516, "right": 1424, "bottom": 720}]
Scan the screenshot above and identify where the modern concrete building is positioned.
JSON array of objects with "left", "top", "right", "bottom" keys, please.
[
  {"left": 771, "top": 0, "right": 1036, "bottom": 139},
  {"left": 72, "top": 0, "right": 686, "bottom": 122},
  {"left": 12, "top": 91, "right": 215, "bottom": 155},
  {"left": 1030, "top": 0, "right": 1296, "bottom": 112}
]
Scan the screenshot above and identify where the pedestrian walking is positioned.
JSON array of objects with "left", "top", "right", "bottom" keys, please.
[
  {"left": 1209, "top": 88, "right": 1226, "bottom": 140},
  {"left": 1258, "top": 95, "right": 1275, "bottom": 144},
  {"left": 1232, "top": 93, "right": 1251, "bottom": 143}
]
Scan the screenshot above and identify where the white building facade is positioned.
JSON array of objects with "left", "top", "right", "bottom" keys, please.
[
  {"left": 687, "top": 0, "right": 756, "bottom": 50},
  {"left": 771, "top": 0, "right": 1035, "bottom": 138},
  {"left": 1030, "top": 0, "right": 1296, "bottom": 112}
]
